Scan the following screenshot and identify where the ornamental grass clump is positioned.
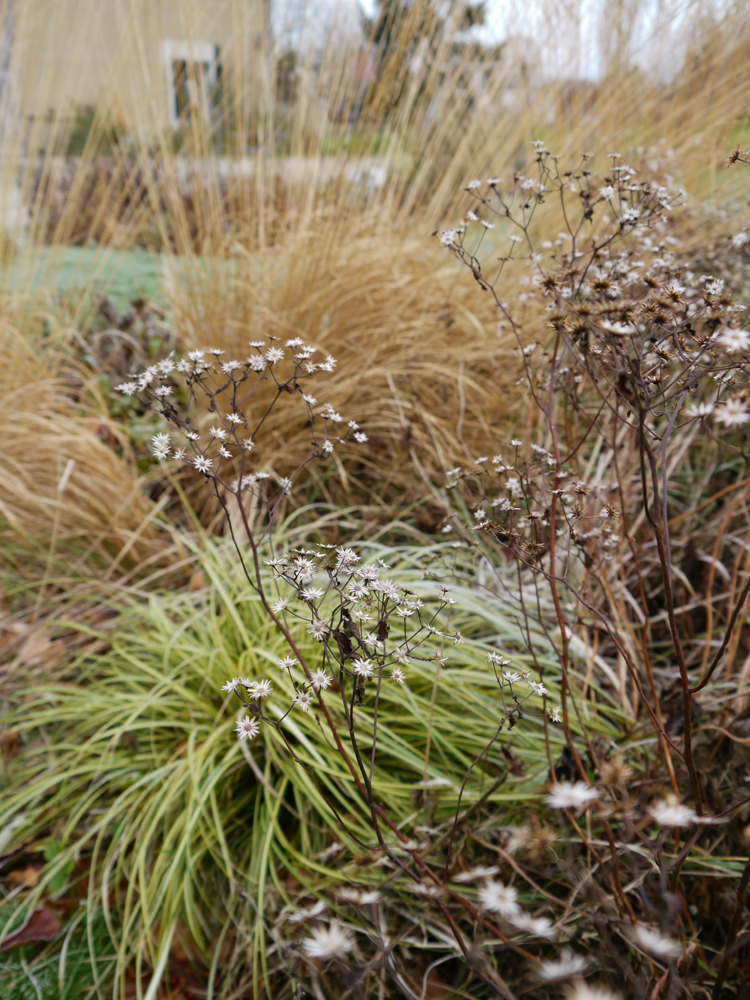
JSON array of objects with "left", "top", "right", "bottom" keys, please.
[
  {"left": 5, "top": 532, "right": 611, "bottom": 999},
  {"left": 103, "top": 332, "right": 596, "bottom": 996}
]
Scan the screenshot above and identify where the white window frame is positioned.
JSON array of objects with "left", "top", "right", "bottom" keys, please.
[{"left": 161, "top": 40, "right": 219, "bottom": 127}]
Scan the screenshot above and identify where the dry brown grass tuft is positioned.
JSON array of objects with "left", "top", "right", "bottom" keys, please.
[
  {"left": 161, "top": 222, "right": 523, "bottom": 526},
  {"left": 0, "top": 319, "right": 175, "bottom": 598}
]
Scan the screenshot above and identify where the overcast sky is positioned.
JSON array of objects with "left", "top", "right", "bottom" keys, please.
[{"left": 275, "top": 0, "right": 702, "bottom": 82}]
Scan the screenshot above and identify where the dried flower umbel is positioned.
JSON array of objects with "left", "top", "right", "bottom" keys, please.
[
  {"left": 436, "top": 142, "right": 750, "bottom": 996},
  {"left": 117, "top": 334, "right": 560, "bottom": 997}
]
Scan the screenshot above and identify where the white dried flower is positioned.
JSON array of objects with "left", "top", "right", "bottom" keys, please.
[
  {"left": 648, "top": 798, "right": 699, "bottom": 827},
  {"left": 546, "top": 781, "right": 599, "bottom": 810},
  {"left": 151, "top": 432, "right": 171, "bottom": 459},
  {"left": 338, "top": 887, "right": 381, "bottom": 905},
  {"left": 511, "top": 913, "right": 556, "bottom": 939},
  {"left": 453, "top": 865, "right": 500, "bottom": 883},
  {"left": 287, "top": 900, "right": 326, "bottom": 924},
  {"left": 565, "top": 984, "right": 622, "bottom": 1000},
  {"left": 294, "top": 691, "right": 313, "bottom": 712},
  {"left": 347, "top": 581, "right": 370, "bottom": 600},
  {"left": 302, "top": 921, "right": 354, "bottom": 960},
  {"left": 235, "top": 716, "right": 260, "bottom": 741},
  {"left": 632, "top": 924, "right": 681, "bottom": 959},
  {"left": 352, "top": 657, "right": 374, "bottom": 679},
  {"left": 311, "top": 669, "right": 332, "bottom": 690},
  {"left": 477, "top": 880, "right": 521, "bottom": 918},
  {"left": 687, "top": 401, "right": 714, "bottom": 418},
  {"left": 115, "top": 381, "right": 138, "bottom": 395},
  {"left": 717, "top": 327, "right": 750, "bottom": 354},
  {"left": 715, "top": 398, "right": 750, "bottom": 427},
  {"left": 536, "top": 948, "right": 588, "bottom": 980},
  {"left": 336, "top": 547, "right": 359, "bottom": 567},
  {"left": 293, "top": 557, "right": 317, "bottom": 580},
  {"left": 248, "top": 678, "right": 273, "bottom": 699}
]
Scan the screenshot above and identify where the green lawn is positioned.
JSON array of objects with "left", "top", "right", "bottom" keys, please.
[{"left": 3, "top": 246, "right": 163, "bottom": 315}]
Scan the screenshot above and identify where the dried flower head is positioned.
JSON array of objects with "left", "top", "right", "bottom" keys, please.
[
  {"left": 565, "top": 985, "right": 622, "bottom": 1000},
  {"left": 631, "top": 924, "right": 681, "bottom": 959},
  {"left": 477, "top": 880, "right": 521, "bottom": 918},
  {"left": 648, "top": 796, "right": 699, "bottom": 827},
  {"left": 301, "top": 921, "right": 354, "bottom": 960},
  {"left": 599, "top": 754, "right": 634, "bottom": 786},
  {"left": 546, "top": 781, "right": 599, "bottom": 810},
  {"left": 235, "top": 716, "right": 260, "bottom": 741},
  {"left": 536, "top": 948, "right": 588, "bottom": 981}
]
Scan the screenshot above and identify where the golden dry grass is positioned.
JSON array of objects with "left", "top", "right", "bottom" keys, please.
[
  {"left": 3, "top": 0, "right": 750, "bottom": 249},
  {"left": 3, "top": 0, "right": 750, "bottom": 576},
  {"left": 163, "top": 223, "right": 521, "bottom": 520},
  {"left": 0, "top": 316, "right": 177, "bottom": 597}
]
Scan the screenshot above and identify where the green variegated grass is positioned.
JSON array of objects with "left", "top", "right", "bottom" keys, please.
[
  {"left": 2, "top": 533, "right": 627, "bottom": 997},
  {"left": 0, "top": 909, "right": 116, "bottom": 1000}
]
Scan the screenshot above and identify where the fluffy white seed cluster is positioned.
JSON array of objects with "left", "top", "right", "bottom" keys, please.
[
  {"left": 115, "top": 338, "right": 368, "bottom": 499},
  {"left": 222, "top": 677, "right": 274, "bottom": 741},
  {"left": 545, "top": 781, "right": 600, "bottom": 810},
  {"left": 446, "top": 438, "right": 621, "bottom": 570},
  {"left": 220, "top": 545, "right": 468, "bottom": 740},
  {"left": 486, "top": 650, "right": 561, "bottom": 722},
  {"left": 301, "top": 921, "right": 354, "bottom": 960},
  {"left": 477, "top": 879, "right": 556, "bottom": 939}
]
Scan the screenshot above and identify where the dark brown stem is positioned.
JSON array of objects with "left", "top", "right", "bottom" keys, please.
[
  {"left": 641, "top": 432, "right": 702, "bottom": 811},
  {"left": 713, "top": 853, "right": 750, "bottom": 997}
]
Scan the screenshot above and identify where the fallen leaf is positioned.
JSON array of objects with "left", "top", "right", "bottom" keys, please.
[
  {"left": 7, "top": 865, "right": 41, "bottom": 889},
  {"left": 0, "top": 728, "right": 21, "bottom": 761},
  {"left": 18, "top": 632, "right": 52, "bottom": 667},
  {"left": 0, "top": 622, "right": 29, "bottom": 656},
  {"left": 0, "top": 908, "right": 60, "bottom": 951}
]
